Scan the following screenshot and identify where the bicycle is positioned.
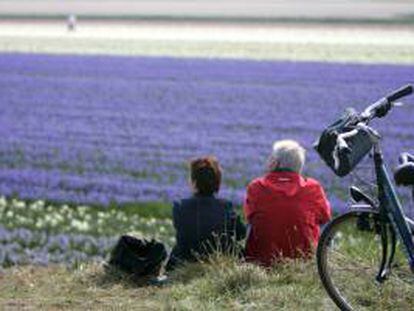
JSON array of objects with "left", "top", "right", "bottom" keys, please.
[{"left": 315, "top": 85, "right": 414, "bottom": 310}]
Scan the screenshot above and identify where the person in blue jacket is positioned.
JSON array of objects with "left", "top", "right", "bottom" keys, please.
[{"left": 166, "top": 156, "right": 246, "bottom": 270}]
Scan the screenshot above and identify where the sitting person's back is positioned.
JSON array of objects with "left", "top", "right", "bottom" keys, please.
[
  {"left": 244, "top": 140, "right": 331, "bottom": 266},
  {"left": 167, "top": 157, "right": 245, "bottom": 270},
  {"left": 170, "top": 195, "right": 238, "bottom": 261}
]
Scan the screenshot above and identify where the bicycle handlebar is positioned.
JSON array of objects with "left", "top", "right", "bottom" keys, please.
[
  {"left": 332, "top": 85, "right": 413, "bottom": 166},
  {"left": 386, "top": 84, "right": 413, "bottom": 103},
  {"left": 361, "top": 84, "right": 413, "bottom": 121}
]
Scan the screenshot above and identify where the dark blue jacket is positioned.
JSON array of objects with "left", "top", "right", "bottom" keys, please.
[{"left": 166, "top": 195, "right": 245, "bottom": 270}]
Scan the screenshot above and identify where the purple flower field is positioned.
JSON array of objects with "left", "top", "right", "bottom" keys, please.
[
  {"left": 0, "top": 53, "right": 413, "bottom": 210},
  {"left": 0, "top": 224, "right": 116, "bottom": 267},
  {"left": 0, "top": 196, "right": 174, "bottom": 267}
]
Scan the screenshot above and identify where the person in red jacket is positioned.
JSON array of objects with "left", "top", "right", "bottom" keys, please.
[{"left": 243, "top": 140, "right": 331, "bottom": 266}]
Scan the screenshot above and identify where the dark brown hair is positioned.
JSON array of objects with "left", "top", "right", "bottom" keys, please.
[{"left": 190, "top": 156, "right": 222, "bottom": 196}]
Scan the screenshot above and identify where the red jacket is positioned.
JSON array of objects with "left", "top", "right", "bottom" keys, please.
[{"left": 243, "top": 170, "right": 331, "bottom": 266}]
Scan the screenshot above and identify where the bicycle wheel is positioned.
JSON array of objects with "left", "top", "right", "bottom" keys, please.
[{"left": 317, "top": 210, "right": 414, "bottom": 311}]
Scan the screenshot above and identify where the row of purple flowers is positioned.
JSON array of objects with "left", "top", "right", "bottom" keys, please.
[
  {"left": 0, "top": 54, "right": 413, "bottom": 211},
  {"left": 0, "top": 225, "right": 117, "bottom": 267}
]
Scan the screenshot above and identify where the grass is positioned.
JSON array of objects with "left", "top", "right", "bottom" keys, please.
[
  {"left": 0, "top": 196, "right": 330, "bottom": 309},
  {"left": 0, "top": 255, "right": 336, "bottom": 310},
  {"left": 0, "top": 190, "right": 413, "bottom": 309},
  {"left": 317, "top": 212, "right": 414, "bottom": 310},
  {"left": 1, "top": 242, "right": 413, "bottom": 310},
  {"left": 1, "top": 196, "right": 413, "bottom": 310}
]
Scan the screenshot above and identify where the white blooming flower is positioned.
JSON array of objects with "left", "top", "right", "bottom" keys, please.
[
  {"left": 61, "top": 204, "right": 70, "bottom": 212},
  {"left": 12, "top": 199, "right": 25, "bottom": 209},
  {"left": 35, "top": 219, "right": 44, "bottom": 229},
  {"left": 84, "top": 214, "right": 92, "bottom": 222},
  {"left": 30, "top": 200, "right": 44, "bottom": 211},
  {"left": 71, "top": 219, "right": 90, "bottom": 232},
  {"left": 0, "top": 196, "right": 7, "bottom": 208}
]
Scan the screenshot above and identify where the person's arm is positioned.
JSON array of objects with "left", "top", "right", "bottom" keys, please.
[
  {"left": 166, "top": 201, "right": 182, "bottom": 271},
  {"left": 172, "top": 201, "right": 180, "bottom": 230},
  {"left": 243, "top": 182, "right": 258, "bottom": 224},
  {"left": 312, "top": 183, "right": 332, "bottom": 225}
]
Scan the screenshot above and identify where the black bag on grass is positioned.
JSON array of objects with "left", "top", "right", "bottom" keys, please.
[
  {"left": 314, "top": 108, "right": 373, "bottom": 177},
  {"left": 108, "top": 235, "right": 167, "bottom": 277}
]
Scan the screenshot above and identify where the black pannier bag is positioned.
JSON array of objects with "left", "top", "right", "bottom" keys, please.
[
  {"left": 108, "top": 235, "right": 168, "bottom": 277},
  {"left": 314, "top": 108, "right": 374, "bottom": 177}
]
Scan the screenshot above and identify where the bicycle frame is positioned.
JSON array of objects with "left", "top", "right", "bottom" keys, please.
[
  {"left": 316, "top": 85, "right": 414, "bottom": 310},
  {"left": 373, "top": 141, "right": 414, "bottom": 273}
]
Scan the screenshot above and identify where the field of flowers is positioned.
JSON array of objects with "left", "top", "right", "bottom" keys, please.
[
  {"left": 0, "top": 196, "right": 174, "bottom": 267},
  {"left": 1, "top": 53, "right": 413, "bottom": 204},
  {"left": 0, "top": 53, "right": 413, "bottom": 267}
]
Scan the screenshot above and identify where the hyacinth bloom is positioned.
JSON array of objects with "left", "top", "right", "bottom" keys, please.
[
  {"left": 0, "top": 196, "right": 174, "bottom": 267},
  {"left": 0, "top": 53, "right": 413, "bottom": 212}
]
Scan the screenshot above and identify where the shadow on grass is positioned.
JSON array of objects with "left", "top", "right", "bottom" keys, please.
[
  {"left": 83, "top": 263, "right": 159, "bottom": 289},
  {"left": 84, "top": 252, "right": 318, "bottom": 306},
  {"left": 86, "top": 254, "right": 237, "bottom": 291}
]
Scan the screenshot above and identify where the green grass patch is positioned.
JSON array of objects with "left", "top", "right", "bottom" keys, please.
[
  {"left": 2, "top": 246, "right": 412, "bottom": 310},
  {"left": 0, "top": 196, "right": 174, "bottom": 240},
  {"left": 0, "top": 198, "right": 413, "bottom": 309},
  {"left": 0, "top": 255, "right": 336, "bottom": 310}
]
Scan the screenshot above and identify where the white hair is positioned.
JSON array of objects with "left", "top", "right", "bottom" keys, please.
[{"left": 268, "top": 140, "right": 306, "bottom": 173}]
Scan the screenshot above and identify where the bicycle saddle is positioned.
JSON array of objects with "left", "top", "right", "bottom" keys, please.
[{"left": 394, "top": 152, "right": 414, "bottom": 186}]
